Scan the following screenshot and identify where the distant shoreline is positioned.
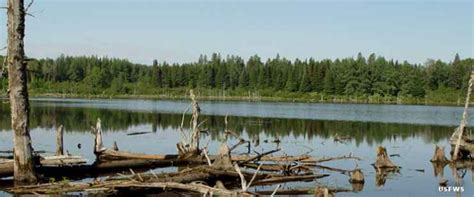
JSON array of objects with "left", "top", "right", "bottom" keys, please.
[{"left": 0, "top": 92, "right": 467, "bottom": 107}]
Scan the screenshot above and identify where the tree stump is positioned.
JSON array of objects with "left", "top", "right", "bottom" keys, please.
[
  {"left": 430, "top": 145, "right": 448, "bottom": 163},
  {"left": 55, "top": 125, "right": 64, "bottom": 156},
  {"left": 349, "top": 169, "right": 364, "bottom": 183},
  {"left": 314, "top": 187, "right": 334, "bottom": 197},
  {"left": 374, "top": 146, "right": 398, "bottom": 169},
  {"left": 211, "top": 144, "right": 233, "bottom": 170}
]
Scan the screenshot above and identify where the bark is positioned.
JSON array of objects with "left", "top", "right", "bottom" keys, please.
[
  {"left": 7, "top": 0, "right": 37, "bottom": 184},
  {"left": 431, "top": 145, "right": 448, "bottom": 163},
  {"left": 349, "top": 169, "right": 364, "bottom": 184},
  {"left": 374, "top": 146, "right": 398, "bottom": 169},
  {"left": 55, "top": 125, "right": 64, "bottom": 156}
]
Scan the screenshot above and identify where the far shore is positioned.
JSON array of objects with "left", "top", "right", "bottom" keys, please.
[{"left": 0, "top": 93, "right": 470, "bottom": 107}]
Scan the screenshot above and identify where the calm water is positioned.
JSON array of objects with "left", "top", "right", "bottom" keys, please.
[{"left": 0, "top": 98, "right": 473, "bottom": 197}]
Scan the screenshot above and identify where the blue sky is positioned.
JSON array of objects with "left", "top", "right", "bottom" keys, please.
[{"left": 0, "top": 0, "right": 472, "bottom": 64}]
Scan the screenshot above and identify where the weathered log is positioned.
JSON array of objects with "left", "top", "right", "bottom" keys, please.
[
  {"left": 39, "top": 156, "right": 87, "bottom": 167},
  {"left": 301, "top": 154, "right": 362, "bottom": 163},
  {"left": 0, "top": 155, "right": 87, "bottom": 177},
  {"left": 253, "top": 174, "right": 329, "bottom": 186},
  {"left": 256, "top": 187, "right": 352, "bottom": 195},
  {"left": 8, "top": 179, "right": 255, "bottom": 196}
]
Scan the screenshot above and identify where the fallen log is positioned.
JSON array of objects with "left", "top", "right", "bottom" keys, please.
[
  {"left": 0, "top": 155, "right": 87, "bottom": 177},
  {"left": 256, "top": 187, "right": 352, "bottom": 195},
  {"left": 253, "top": 174, "right": 329, "bottom": 186}
]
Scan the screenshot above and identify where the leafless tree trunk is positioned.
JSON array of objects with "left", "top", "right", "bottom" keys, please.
[
  {"left": 55, "top": 125, "right": 64, "bottom": 156},
  {"left": 7, "top": 0, "right": 37, "bottom": 183}
]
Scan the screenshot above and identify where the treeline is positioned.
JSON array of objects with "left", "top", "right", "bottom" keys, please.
[{"left": 0, "top": 53, "right": 472, "bottom": 103}]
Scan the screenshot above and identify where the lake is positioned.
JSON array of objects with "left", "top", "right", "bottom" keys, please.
[{"left": 0, "top": 98, "right": 472, "bottom": 197}]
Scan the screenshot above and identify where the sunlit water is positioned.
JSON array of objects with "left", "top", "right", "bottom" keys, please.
[{"left": 0, "top": 98, "right": 472, "bottom": 197}]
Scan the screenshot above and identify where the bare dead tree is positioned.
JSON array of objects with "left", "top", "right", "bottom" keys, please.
[{"left": 6, "top": 0, "right": 37, "bottom": 183}]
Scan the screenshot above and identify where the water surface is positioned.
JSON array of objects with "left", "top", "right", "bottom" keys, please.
[{"left": 0, "top": 98, "right": 472, "bottom": 197}]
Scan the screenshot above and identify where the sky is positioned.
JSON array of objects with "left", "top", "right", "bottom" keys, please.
[{"left": 0, "top": 0, "right": 472, "bottom": 65}]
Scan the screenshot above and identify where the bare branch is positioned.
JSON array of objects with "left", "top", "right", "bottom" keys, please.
[
  {"left": 233, "top": 163, "right": 248, "bottom": 191},
  {"left": 25, "top": 0, "right": 34, "bottom": 12},
  {"left": 246, "top": 163, "right": 262, "bottom": 189},
  {"left": 270, "top": 184, "right": 281, "bottom": 197}
]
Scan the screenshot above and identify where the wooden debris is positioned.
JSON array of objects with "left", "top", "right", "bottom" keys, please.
[
  {"left": 126, "top": 132, "right": 152, "bottom": 136},
  {"left": 55, "top": 125, "right": 64, "bottom": 156},
  {"left": 349, "top": 169, "right": 364, "bottom": 183},
  {"left": 374, "top": 146, "right": 398, "bottom": 169},
  {"left": 177, "top": 90, "right": 202, "bottom": 159},
  {"left": 314, "top": 187, "right": 335, "bottom": 197},
  {"left": 431, "top": 145, "right": 449, "bottom": 163},
  {"left": 452, "top": 71, "right": 474, "bottom": 160}
]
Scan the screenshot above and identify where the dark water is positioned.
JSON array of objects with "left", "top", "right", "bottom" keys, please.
[{"left": 0, "top": 98, "right": 472, "bottom": 197}]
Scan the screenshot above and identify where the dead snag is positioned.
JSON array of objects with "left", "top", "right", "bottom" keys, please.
[
  {"left": 430, "top": 145, "right": 449, "bottom": 163},
  {"left": 92, "top": 118, "right": 106, "bottom": 156},
  {"left": 7, "top": 0, "right": 37, "bottom": 184},
  {"left": 452, "top": 71, "right": 473, "bottom": 160},
  {"left": 374, "top": 146, "right": 398, "bottom": 169},
  {"left": 55, "top": 125, "right": 64, "bottom": 156},
  {"left": 177, "top": 90, "right": 202, "bottom": 159}
]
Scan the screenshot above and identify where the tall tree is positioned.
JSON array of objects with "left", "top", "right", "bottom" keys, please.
[{"left": 7, "top": 0, "right": 37, "bottom": 183}]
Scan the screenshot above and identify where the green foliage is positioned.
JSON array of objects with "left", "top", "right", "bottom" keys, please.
[{"left": 0, "top": 53, "right": 469, "bottom": 104}]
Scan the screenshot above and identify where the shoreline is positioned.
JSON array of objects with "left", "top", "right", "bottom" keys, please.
[{"left": 0, "top": 92, "right": 467, "bottom": 107}]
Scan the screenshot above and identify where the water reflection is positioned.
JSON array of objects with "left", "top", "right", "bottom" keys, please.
[{"left": 0, "top": 102, "right": 455, "bottom": 145}]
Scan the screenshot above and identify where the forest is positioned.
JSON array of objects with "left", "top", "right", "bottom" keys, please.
[{"left": 0, "top": 53, "right": 472, "bottom": 104}]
